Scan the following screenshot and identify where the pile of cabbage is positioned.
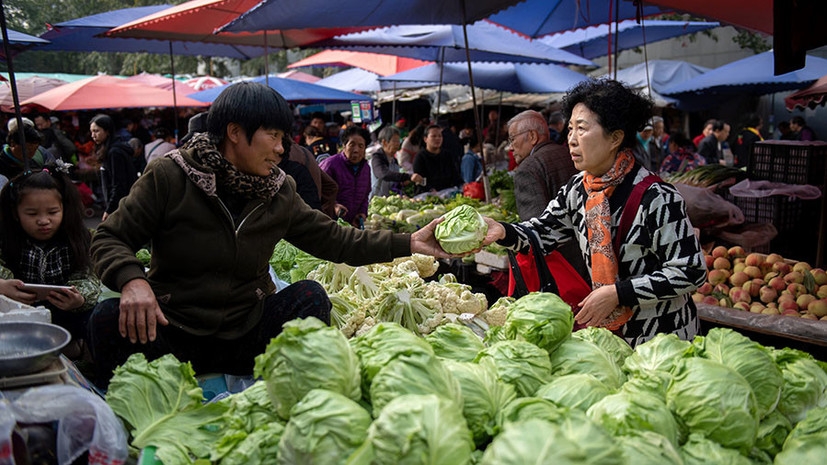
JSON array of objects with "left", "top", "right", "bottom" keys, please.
[
  {"left": 365, "top": 194, "right": 517, "bottom": 233},
  {"left": 106, "top": 292, "right": 827, "bottom": 464}
]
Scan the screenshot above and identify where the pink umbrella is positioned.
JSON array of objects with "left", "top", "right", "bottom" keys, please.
[
  {"left": 184, "top": 76, "right": 227, "bottom": 92},
  {"left": 125, "top": 73, "right": 196, "bottom": 95},
  {"left": 276, "top": 70, "right": 321, "bottom": 83},
  {"left": 20, "top": 75, "right": 209, "bottom": 111},
  {"left": 0, "top": 76, "right": 67, "bottom": 112}
]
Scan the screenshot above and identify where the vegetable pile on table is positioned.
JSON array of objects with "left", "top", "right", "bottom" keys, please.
[
  {"left": 365, "top": 194, "right": 517, "bottom": 233},
  {"left": 105, "top": 292, "right": 827, "bottom": 464}
]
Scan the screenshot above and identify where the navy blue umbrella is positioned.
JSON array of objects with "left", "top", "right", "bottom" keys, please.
[
  {"left": 35, "top": 5, "right": 267, "bottom": 59},
  {"left": 3, "top": 29, "right": 49, "bottom": 46},
  {"left": 189, "top": 75, "right": 371, "bottom": 103}
]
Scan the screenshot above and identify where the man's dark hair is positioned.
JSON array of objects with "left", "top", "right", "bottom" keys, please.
[
  {"left": 742, "top": 113, "right": 761, "bottom": 129},
  {"left": 712, "top": 120, "right": 728, "bottom": 132},
  {"left": 207, "top": 82, "right": 293, "bottom": 144},
  {"left": 153, "top": 127, "right": 171, "bottom": 139},
  {"left": 791, "top": 116, "right": 806, "bottom": 126}
]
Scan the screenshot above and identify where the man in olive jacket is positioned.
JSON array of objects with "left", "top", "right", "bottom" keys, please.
[{"left": 88, "top": 82, "right": 449, "bottom": 387}]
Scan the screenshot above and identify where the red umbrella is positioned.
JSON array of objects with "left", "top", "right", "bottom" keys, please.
[
  {"left": 20, "top": 75, "right": 209, "bottom": 111},
  {"left": 124, "top": 73, "right": 196, "bottom": 95},
  {"left": 785, "top": 74, "right": 827, "bottom": 111},
  {"left": 183, "top": 76, "right": 227, "bottom": 92},
  {"left": 105, "top": 0, "right": 368, "bottom": 48},
  {"left": 276, "top": 70, "right": 321, "bottom": 83},
  {"left": 288, "top": 50, "right": 430, "bottom": 76},
  {"left": 0, "top": 76, "right": 67, "bottom": 112}
]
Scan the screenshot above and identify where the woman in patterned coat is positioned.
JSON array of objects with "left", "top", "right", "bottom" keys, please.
[{"left": 479, "top": 79, "right": 706, "bottom": 347}]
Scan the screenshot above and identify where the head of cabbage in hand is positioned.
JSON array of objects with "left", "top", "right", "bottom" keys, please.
[{"left": 434, "top": 205, "right": 488, "bottom": 254}]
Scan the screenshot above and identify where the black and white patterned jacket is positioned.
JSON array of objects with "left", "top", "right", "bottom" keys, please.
[{"left": 499, "top": 165, "right": 707, "bottom": 347}]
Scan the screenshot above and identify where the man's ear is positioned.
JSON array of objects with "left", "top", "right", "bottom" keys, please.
[{"left": 225, "top": 122, "right": 243, "bottom": 144}]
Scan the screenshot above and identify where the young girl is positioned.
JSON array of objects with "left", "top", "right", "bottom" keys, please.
[{"left": 0, "top": 167, "right": 101, "bottom": 345}]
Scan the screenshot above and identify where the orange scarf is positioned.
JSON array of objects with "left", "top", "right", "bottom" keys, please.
[{"left": 582, "top": 149, "right": 635, "bottom": 330}]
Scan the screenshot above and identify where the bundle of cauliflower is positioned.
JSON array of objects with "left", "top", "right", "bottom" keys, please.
[{"left": 307, "top": 254, "right": 504, "bottom": 338}]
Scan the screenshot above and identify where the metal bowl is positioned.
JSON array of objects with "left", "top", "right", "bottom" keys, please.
[{"left": 0, "top": 322, "right": 71, "bottom": 377}]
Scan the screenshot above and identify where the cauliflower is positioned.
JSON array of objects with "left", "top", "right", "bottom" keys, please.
[
  {"left": 372, "top": 288, "right": 443, "bottom": 336},
  {"left": 307, "top": 261, "right": 355, "bottom": 293},
  {"left": 481, "top": 296, "right": 515, "bottom": 327},
  {"left": 347, "top": 266, "right": 381, "bottom": 301},
  {"left": 421, "top": 281, "right": 487, "bottom": 316},
  {"left": 410, "top": 254, "right": 439, "bottom": 278},
  {"left": 354, "top": 316, "right": 377, "bottom": 337},
  {"left": 328, "top": 292, "right": 366, "bottom": 338}
]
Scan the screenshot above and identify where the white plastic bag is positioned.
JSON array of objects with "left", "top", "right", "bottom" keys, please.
[
  {"left": 10, "top": 385, "right": 128, "bottom": 465},
  {"left": 729, "top": 179, "right": 822, "bottom": 200},
  {"left": 674, "top": 183, "right": 745, "bottom": 229}
]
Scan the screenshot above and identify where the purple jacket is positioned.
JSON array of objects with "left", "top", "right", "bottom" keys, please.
[{"left": 319, "top": 152, "right": 371, "bottom": 224}]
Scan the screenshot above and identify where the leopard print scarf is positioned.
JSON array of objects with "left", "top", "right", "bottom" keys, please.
[{"left": 180, "top": 132, "right": 285, "bottom": 201}]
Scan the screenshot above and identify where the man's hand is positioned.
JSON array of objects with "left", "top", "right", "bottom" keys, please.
[
  {"left": 410, "top": 173, "right": 424, "bottom": 185},
  {"left": 119, "top": 279, "right": 168, "bottom": 344},
  {"left": 410, "top": 217, "right": 454, "bottom": 258}
]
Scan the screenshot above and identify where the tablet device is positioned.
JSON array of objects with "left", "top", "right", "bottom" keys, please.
[{"left": 20, "top": 283, "right": 73, "bottom": 301}]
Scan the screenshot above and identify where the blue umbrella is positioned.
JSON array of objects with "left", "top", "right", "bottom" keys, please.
[
  {"left": 379, "top": 62, "right": 589, "bottom": 94},
  {"left": 35, "top": 5, "right": 267, "bottom": 59},
  {"left": 189, "top": 75, "right": 371, "bottom": 103},
  {"left": 604, "top": 59, "right": 710, "bottom": 105},
  {"left": 541, "top": 19, "right": 720, "bottom": 59},
  {"left": 314, "top": 22, "right": 595, "bottom": 67},
  {"left": 221, "top": 0, "right": 522, "bottom": 32},
  {"left": 3, "top": 29, "right": 49, "bottom": 46},
  {"left": 489, "top": 0, "right": 666, "bottom": 38},
  {"left": 661, "top": 51, "right": 827, "bottom": 96}
]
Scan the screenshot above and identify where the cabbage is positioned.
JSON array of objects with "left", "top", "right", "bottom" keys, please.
[
  {"left": 754, "top": 409, "right": 792, "bottom": 458},
  {"left": 441, "top": 360, "right": 517, "bottom": 447},
  {"left": 549, "top": 337, "right": 625, "bottom": 390},
  {"left": 369, "top": 352, "right": 462, "bottom": 416},
  {"left": 504, "top": 292, "right": 573, "bottom": 353},
  {"left": 481, "top": 418, "right": 622, "bottom": 465},
  {"left": 356, "top": 394, "right": 474, "bottom": 465},
  {"left": 666, "top": 357, "right": 759, "bottom": 451},
  {"left": 572, "top": 327, "right": 633, "bottom": 369},
  {"left": 253, "top": 317, "right": 361, "bottom": 420},
  {"left": 535, "top": 374, "right": 611, "bottom": 412},
  {"left": 211, "top": 381, "right": 282, "bottom": 462},
  {"left": 770, "top": 347, "right": 827, "bottom": 424},
  {"left": 434, "top": 204, "right": 488, "bottom": 254},
  {"left": 350, "top": 322, "right": 435, "bottom": 397},
  {"left": 497, "top": 397, "right": 566, "bottom": 430},
  {"left": 680, "top": 434, "right": 752, "bottom": 465},
  {"left": 475, "top": 340, "right": 553, "bottom": 397},
  {"left": 622, "top": 332, "right": 691, "bottom": 378},
  {"left": 775, "top": 434, "right": 827, "bottom": 465},
  {"left": 586, "top": 389, "right": 684, "bottom": 447},
  {"left": 782, "top": 406, "right": 827, "bottom": 451},
  {"left": 425, "top": 323, "right": 485, "bottom": 362},
  {"left": 616, "top": 431, "right": 684, "bottom": 465},
  {"left": 690, "top": 328, "right": 783, "bottom": 419},
  {"left": 277, "top": 389, "right": 371, "bottom": 465},
  {"left": 218, "top": 422, "right": 284, "bottom": 465}
]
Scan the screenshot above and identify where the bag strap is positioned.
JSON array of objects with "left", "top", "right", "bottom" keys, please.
[
  {"left": 525, "top": 228, "right": 559, "bottom": 294},
  {"left": 613, "top": 174, "right": 661, "bottom": 255},
  {"left": 507, "top": 250, "right": 530, "bottom": 298}
]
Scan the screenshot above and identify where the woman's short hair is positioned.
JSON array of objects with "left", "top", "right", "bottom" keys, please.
[
  {"left": 207, "top": 82, "right": 293, "bottom": 144},
  {"left": 341, "top": 126, "right": 371, "bottom": 145},
  {"left": 562, "top": 78, "right": 654, "bottom": 151},
  {"left": 377, "top": 125, "right": 400, "bottom": 142}
]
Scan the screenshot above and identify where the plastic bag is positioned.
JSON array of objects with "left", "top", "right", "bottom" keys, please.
[
  {"left": 729, "top": 179, "right": 822, "bottom": 200},
  {"left": 10, "top": 385, "right": 128, "bottom": 465},
  {"left": 0, "top": 400, "right": 15, "bottom": 465},
  {"left": 713, "top": 223, "right": 778, "bottom": 249},
  {"left": 674, "top": 183, "right": 744, "bottom": 229}
]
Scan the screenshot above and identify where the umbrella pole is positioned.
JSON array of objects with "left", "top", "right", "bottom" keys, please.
[
  {"left": 168, "top": 41, "right": 179, "bottom": 145},
  {"left": 613, "top": 0, "right": 620, "bottom": 80},
  {"left": 264, "top": 31, "right": 270, "bottom": 87},
  {"left": 0, "top": 0, "right": 29, "bottom": 170},
  {"left": 435, "top": 48, "right": 445, "bottom": 119},
  {"left": 391, "top": 81, "right": 397, "bottom": 128},
  {"left": 460, "top": 1, "right": 489, "bottom": 203}
]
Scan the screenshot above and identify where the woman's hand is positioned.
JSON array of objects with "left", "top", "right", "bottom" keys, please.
[
  {"left": 574, "top": 285, "right": 619, "bottom": 327},
  {"left": 119, "top": 278, "right": 169, "bottom": 344},
  {"left": 0, "top": 279, "right": 37, "bottom": 305},
  {"left": 334, "top": 203, "right": 348, "bottom": 218},
  {"left": 410, "top": 173, "right": 424, "bottom": 185},
  {"left": 480, "top": 216, "right": 506, "bottom": 247},
  {"left": 47, "top": 287, "right": 85, "bottom": 311}
]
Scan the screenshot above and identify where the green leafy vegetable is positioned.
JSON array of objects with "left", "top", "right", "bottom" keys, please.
[
  {"left": 105, "top": 353, "right": 228, "bottom": 464},
  {"left": 587, "top": 389, "right": 684, "bottom": 447},
  {"left": 616, "top": 431, "right": 684, "bottom": 465},
  {"left": 254, "top": 317, "right": 361, "bottom": 420},
  {"left": 425, "top": 323, "right": 485, "bottom": 362},
  {"left": 770, "top": 347, "right": 827, "bottom": 424},
  {"left": 572, "top": 327, "right": 633, "bottom": 369},
  {"left": 475, "top": 340, "right": 552, "bottom": 397},
  {"left": 549, "top": 337, "right": 625, "bottom": 390},
  {"left": 434, "top": 204, "right": 488, "bottom": 254},
  {"left": 535, "top": 374, "right": 611, "bottom": 412},
  {"left": 368, "top": 352, "right": 462, "bottom": 416},
  {"left": 504, "top": 292, "right": 573, "bottom": 354},
  {"left": 680, "top": 433, "right": 752, "bottom": 465}
]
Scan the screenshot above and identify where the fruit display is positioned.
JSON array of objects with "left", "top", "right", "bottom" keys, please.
[{"left": 695, "top": 246, "right": 827, "bottom": 321}]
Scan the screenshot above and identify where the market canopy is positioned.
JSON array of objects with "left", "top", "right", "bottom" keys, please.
[
  {"left": 661, "top": 51, "right": 827, "bottom": 97},
  {"left": 606, "top": 59, "right": 710, "bottom": 105},
  {"left": 288, "top": 50, "right": 430, "bottom": 76},
  {"left": 0, "top": 76, "right": 67, "bottom": 112},
  {"left": 20, "top": 75, "right": 209, "bottom": 111},
  {"left": 541, "top": 19, "right": 720, "bottom": 60},
  {"left": 1, "top": 28, "right": 50, "bottom": 60},
  {"left": 221, "top": 0, "right": 522, "bottom": 32},
  {"left": 312, "top": 22, "right": 595, "bottom": 67},
  {"left": 785, "top": 75, "right": 827, "bottom": 111},
  {"left": 276, "top": 70, "right": 321, "bottom": 83},
  {"left": 123, "top": 73, "right": 196, "bottom": 95},
  {"left": 34, "top": 5, "right": 268, "bottom": 59},
  {"left": 315, "top": 68, "right": 384, "bottom": 93},
  {"left": 488, "top": 0, "right": 666, "bottom": 38},
  {"left": 379, "top": 62, "right": 589, "bottom": 94},
  {"left": 188, "top": 75, "right": 370, "bottom": 103},
  {"left": 106, "top": 0, "right": 367, "bottom": 49}
]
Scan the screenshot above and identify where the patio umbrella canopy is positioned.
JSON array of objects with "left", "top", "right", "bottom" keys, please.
[
  {"left": 288, "top": 50, "right": 430, "bottom": 76},
  {"left": 188, "top": 75, "right": 370, "bottom": 103},
  {"left": 35, "top": 5, "right": 268, "bottom": 59},
  {"left": 106, "top": 0, "right": 368, "bottom": 49},
  {"left": 0, "top": 76, "right": 67, "bottom": 112},
  {"left": 221, "top": 0, "right": 522, "bottom": 32},
  {"left": 661, "top": 51, "right": 827, "bottom": 97},
  {"left": 488, "top": 0, "right": 666, "bottom": 38},
  {"left": 313, "top": 22, "right": 595, "bottom": 67},
  {"left": 277, "top": 70, "right": 321, "bottom": 83},
  {"left": 541, "top": 19, "right": 720, "bottom": 60},
  {"left": 315, "top": 68, "right": 383, "bottom": 93},
  {"left": 379, "top": 62, "right": 589, "bottom": 94},
  {"left": 20, "top": 75, "right": 209, "bottom": 111},
  {"left": 124, "top": 73, "right": 195, "bottom": 95},
  {"left": 605, "top": 60, "right": 710, "bottom": 106},
  {"left": 1, "top": 28, "right": 50, "bottom": 60},
  {"left": 785, "top": 75, "right": 827, "bottom": 111}
]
